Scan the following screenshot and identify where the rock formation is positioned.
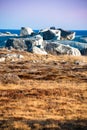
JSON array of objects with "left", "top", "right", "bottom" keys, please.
[
  {"left": 59, "top": 40, "right": 87, "bottom": 55},
  {"left": 58, "top": 28, "right": 75, "bottom": 40},
  {"left": 39, "top": 28, "right": 61, "bottom": 40},
  {"left": 45, "top": 42, "right": 81, "bottom": 56},
  {"left": 4, "top": 26, "right": 87, "bottom": 56},
  {"left": 5, "top": 35, "right": 47, "bottom": 54},
  {"left": 20, "top": 27, "right": 34, "bottom": 36}
]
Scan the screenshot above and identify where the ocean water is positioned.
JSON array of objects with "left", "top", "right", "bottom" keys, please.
[
  {"left": 0, "top": 29, "right": 87, "bottom": 48},
  {"left": 0, "top": 29, "right": 39, "bottom": 35},
  {"left": 0, "top": 29, "right": 87, "bottom": 36},
  {"left": 73, "top": 30, "right": 87, "bottom": 36}
]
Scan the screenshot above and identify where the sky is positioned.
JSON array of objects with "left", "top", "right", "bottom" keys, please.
[{"left": 0, "top": 0, "right": 87, "bottom": 30}]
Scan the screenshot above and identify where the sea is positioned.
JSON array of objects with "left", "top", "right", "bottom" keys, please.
[
  {"left": 0, "top": 29, "right": 87, "bottom": 48},
  {"left": 0, "top": 29, "right": 87, "bottom": 36}
]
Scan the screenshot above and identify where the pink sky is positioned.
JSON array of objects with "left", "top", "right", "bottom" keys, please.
[{"left": 0, "top": 0, "right": 87, "bottom": 29}]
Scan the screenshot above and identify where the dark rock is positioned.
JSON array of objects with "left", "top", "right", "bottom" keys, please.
[
  {"left": 39, "top": 28, "right": 61, "bottom": 40},
  {"left": 58, "top": 28, "right": 75, "bottom": 40}
]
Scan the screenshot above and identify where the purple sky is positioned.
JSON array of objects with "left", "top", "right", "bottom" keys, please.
[{"left": 0, "top": 0, "right": 87, "bottom": 29}]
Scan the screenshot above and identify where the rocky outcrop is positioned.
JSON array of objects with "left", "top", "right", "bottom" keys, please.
[
  {"left": 20, "top": 27, "right": 34, "bottom": 36},
  {"left": 59, "top": 40, "right": 87, "bottom": 55},
  {"left": 39, "top": 28, "right": 75, "bottom": 41},
  {"left": 5, "top": 35, "right": 47, "bottom": 55},
  {"left": 3, "top": 26, "right": 87, "bottom": 56},
  {"left": 58, "top": 28, "right": 75, "bottom": 40},
  {"left": 39, "top": 28, "right": 61, "bottom": 40},
  {"left": 45, "top": 42, "right": 81, "bottom": 56}
]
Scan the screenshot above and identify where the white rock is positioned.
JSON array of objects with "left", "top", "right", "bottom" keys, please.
[
  {"left": 0, "top": 32, "right": 18, "bottom": 36},
  {"left": 32, "top": 35, "right": 43, "bottom": 48},
  {"left": 33, "top": 46, "right": 47, "bottom": 55},
  {"left": 45, "top": 42, "right": 81, "bottom": 56},
  {"left": 20, "top": 27, "right": 34, "bottom": 36},
  {"left": 55, "top": 44, "right": 81, "bottom": 56}
]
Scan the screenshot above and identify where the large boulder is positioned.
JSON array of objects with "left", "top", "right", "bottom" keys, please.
[
  {"left": 58, "top": 28, "right": 75, "bottom": 40},
  {"left": 20, "top": 27, "right": 34, "bottom": 36},
  {"left": 5, "top": 35, "right": 47, "bottom": 55},
  {"left": 5, "top": 38, "right": 27, "bottom": 50},
  {"left": 5, "top": 35, "right": 44, "bottom": 50},
  {"left": 45, "top": 42, "right": 81, "bottom": 56},
  {"left": 59, "top": 40, "right": 87, "bottom": 55},
  {"left": 39, "top": 28, "right": 61, "bottom": 40}
]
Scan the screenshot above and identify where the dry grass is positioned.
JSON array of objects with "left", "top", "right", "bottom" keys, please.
[{"left": 0, "top": 49, "right": 87, "bottom": 129}]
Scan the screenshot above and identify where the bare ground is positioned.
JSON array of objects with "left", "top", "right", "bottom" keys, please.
[{"left": 0, "top": 49, "right": 87, "bottom": 130}]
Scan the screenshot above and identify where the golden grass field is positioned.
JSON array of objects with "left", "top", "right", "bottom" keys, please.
[{"left": 0, "top": 49, "right": 87, "bottom": 130}]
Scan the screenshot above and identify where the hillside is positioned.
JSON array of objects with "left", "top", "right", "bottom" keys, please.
[{"left": 0, "top": 49, "right": 87, "bottom": 130}]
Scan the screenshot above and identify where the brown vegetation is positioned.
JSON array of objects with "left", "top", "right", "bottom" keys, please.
[{"left": 0, "top": 49, "right": 87, "bottom": 129}]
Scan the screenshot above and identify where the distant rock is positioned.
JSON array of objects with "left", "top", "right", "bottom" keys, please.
[
  {"left": 39, "top": 28, "right": 61, "bottom": 40},
  {"left": 20, "top": 27, "right": 34, "bottom": 36},
  {"left": 50, "top": 27, "right": 56, "bottom": 30},
  {"left": 0, "top": 32, "right": 18, "bottom": 36},
  {"left": 58, "top": 28, "right": 75, "bottom": 40},
  {"left": 45, "top": 42, "right": 81, "bottom": 56}
]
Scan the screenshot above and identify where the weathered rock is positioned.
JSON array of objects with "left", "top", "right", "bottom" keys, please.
[
  {"left": 33, "top": 46, "right": 47, "bottom": 55},
  {"left": 5, "top": 35, "right": 47, "bottom": 55},
  {"left": 30, "top": 35, "right": 44, "bottom": 48},
  {"left": 45, "top": 42, "right": 81, "bottom": 56},
  {"left": 39, "top": 28, "right": 61, "bottom": 40},
  {"left": 58, "top": 28, "right": 75, "bottom": 40},
  {"left": 6, "top": 38, "right": 27, "bottom": 50},
  {"left": 59, "top": 40, "right": 87, "bottom": 55},
  {"left": 20, "top": 27, "right": 34, "bottom": 36}
]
